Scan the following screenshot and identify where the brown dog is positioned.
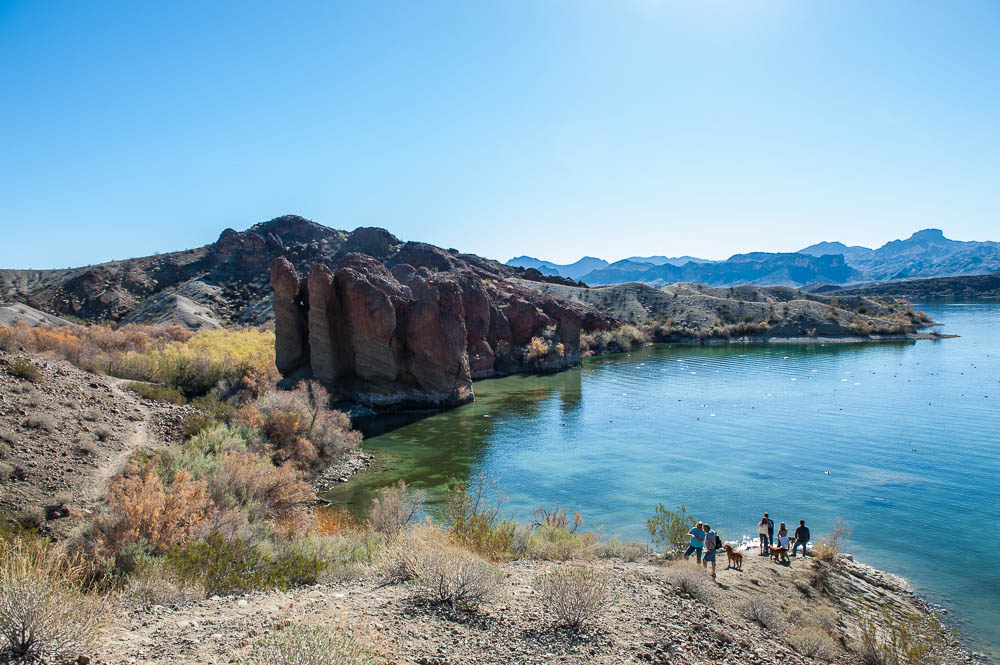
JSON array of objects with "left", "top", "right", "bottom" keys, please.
[
  {"left": 770, "top": 546, "right": 789, "bottom": 563},
  {"left": 724, "top": 543, "right": 743, "bottom": 570}
]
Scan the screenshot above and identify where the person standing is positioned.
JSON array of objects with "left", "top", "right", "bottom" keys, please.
[
  {"left": 793, "top": 520, "right": 810, "bottom": 558},
  {"left": 764, "top": 512, "right": 775, "bottom": 547},
  {"left": 685, "top": 521, "right": 705, "bottom": 564},
  {"left": 702, "top": 524, "right": 718, "bottom": 579},
  {"left": 757, "top": 516, "right": 770, "bottom": 554}
]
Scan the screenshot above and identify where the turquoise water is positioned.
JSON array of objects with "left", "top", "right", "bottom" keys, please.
[{"left": 326, "top": 302, "right": 1000, "bottom": 657}]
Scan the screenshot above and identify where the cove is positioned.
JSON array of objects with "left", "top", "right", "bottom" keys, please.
[{"left": 323, "top": 301, "right": 1000, "bottom": 659}]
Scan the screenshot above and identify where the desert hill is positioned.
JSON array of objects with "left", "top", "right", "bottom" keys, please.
[
  {"left": 0, "top": 216, "right": 578, "bottom": 330},
  {"left": 517, "top": 280, "right": 933, "bottom": 342}
]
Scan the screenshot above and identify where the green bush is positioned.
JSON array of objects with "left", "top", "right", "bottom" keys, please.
[
  {"left": 446, "top": 474, "right": 516, "bottom": 561},
  {"left": 181, "top": 393, "right": 238, "bottom": 438},
  {"left": 126, "top": 382, "right": 187, "bottom": 404},
  {"left": 7, "top": 358, "right": 40, "bottom": 383},
  {"left": 166, "top": 532, "right": 326, "bottom": 596},
  {"left": 646, "top": 504, "right": 695, "bottom": 556}
]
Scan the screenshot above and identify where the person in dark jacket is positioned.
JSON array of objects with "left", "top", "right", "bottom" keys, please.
[
  {"left": 793, "top": 520, "right": 810, "bottom": 557},
  {"left": 764, "top": 512, "right": 774, "bottom": 546}
]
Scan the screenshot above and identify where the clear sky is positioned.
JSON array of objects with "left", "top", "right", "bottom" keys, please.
[{"left": 2, "top": 0, "right": 998, "bottom": 269}]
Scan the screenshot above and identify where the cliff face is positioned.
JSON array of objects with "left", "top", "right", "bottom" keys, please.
[{"left": 270, "top": 231, "right": 612, "bottom": 410}]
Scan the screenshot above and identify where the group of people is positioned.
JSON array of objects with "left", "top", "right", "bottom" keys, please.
[
  {"left": 756, "top": 513, "right": 810, "bottom": 558},
  {"left": 681, "top": 513, "right": 811, "bottom": 577}
]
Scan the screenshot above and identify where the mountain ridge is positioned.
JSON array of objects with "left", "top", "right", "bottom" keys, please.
[{"left": 509, "top": 229, "right": 1000, "bottom": 287}]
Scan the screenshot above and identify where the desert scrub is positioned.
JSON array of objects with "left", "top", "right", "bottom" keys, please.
[
  {"left": 788, "top": 626, "right": 838, "bottom": 661},
  {"left": 95, "top": 467, "right": 213, "bottom": 556},
  {"left": 740, "top": 596, "right": 786, "bottom": 632},
  {"left": 241, "top": 381, "right": 362, "bottom": 470},
  {"left": 0, "top": 537, "right": 107, "bottom": 664},
  {"left": 126, "top": 381, "right": 187, "bottom": 404},
  {"left": 594, "top": 537, "right": 650, "bottom": 562},
  {"left": 167, "top": 532, "right": 327, "bottom": 596},
  {"left": 580, "top": 324, "right": 646, "bottom": 356},
  {"left": 105, "top": 327, "right": 277, "bottom": 396},
  {"left": 646, "top": 503, "right": 695, "bottom": 556},
  {"left": 813, "top": 519, "right": 850, "bottom": 562},
  {"left": 857, "top": 608, "right": 957, "bottom": 665},
  {"left": 663, "top": 565, "right": 715, "bottom": 602},
  {"left": 446, "top": 473, "right": 516, "bottom": 561},
  {"left": 534, "top": 565, "right": 611, "bottom": 628},
  {"left": 23, "top": 413, "right": 56, "bottom": 431},
  {"left": 7, "top": 357, "right": 42, "bottom": 382},
  {"left": 411, "top": 548, "right": 504, "bottom": 611},
  {"left": 367, "top": 481, "right": 424, "bottom": 538},
  {"left": 237, "top": 624, "right": 373, "bottom": 665}
]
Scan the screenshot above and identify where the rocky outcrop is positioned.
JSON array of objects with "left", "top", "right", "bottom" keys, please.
[{"left": 270, "top": 234, "right": 612, "bottom": 410}]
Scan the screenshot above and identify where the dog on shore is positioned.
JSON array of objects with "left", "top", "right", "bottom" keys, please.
[
  {"left": 770, "top": 546, "right": 789, "bottom": 563},
  {"left": 724, "top": 543, "right": 743, "bottom": 570}
]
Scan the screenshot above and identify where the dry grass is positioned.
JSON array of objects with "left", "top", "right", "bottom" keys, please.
[
  {"left": 813, "top": 519, "right": 850, "bottom": 562},
  {"left": 0, "top": 538, "right": 108, "bottom": 663}
]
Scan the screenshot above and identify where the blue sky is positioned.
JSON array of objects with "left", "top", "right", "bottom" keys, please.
[{"left": 1, "top": 0, "right": 998, "bottom": 268}]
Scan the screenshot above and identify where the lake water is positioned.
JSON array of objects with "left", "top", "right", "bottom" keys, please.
[{"left": 325, "top": 301, "right": 1000, "bottom": 658}]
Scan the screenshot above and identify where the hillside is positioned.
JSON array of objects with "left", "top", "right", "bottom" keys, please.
[
  {"left": 0, "top": 216, "right": 564, "bottom": 330},
  {"left": 819, "top": 272, "right": 1000, "bottom": 300},
  {"left": 517, "top": 280, "right": 934, "bottom": 342}
]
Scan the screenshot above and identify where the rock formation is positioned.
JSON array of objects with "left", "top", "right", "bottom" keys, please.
[{"left": 270, "top": 233, "right": 610, "bottom": 410}]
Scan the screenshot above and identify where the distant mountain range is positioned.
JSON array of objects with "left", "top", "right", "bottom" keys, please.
[{"left": 506, "top": 229, "right": 1000, "bottom": 287}]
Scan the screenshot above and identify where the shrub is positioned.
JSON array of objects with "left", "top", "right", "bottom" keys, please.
[
  {"left": 250, "top": 382, "right": 362, "bottom": 470},
  {"left": 8, "top": 358, "right": 41, "bottom": 382},
  {"left": 857, "top": 608, "right": 956, "bottom": 665},
  {"left": 664, "top": 565, "right": 715, "bottom": 602},
  {"left": 446, "top": 473, "right": 515, "bottom": 560},
  {"left": 411, "top": 548, "right": 504, "bottom": 611},
  {"left": 95, "top": 468, "right": 213, "bottom": 556},
  {"left": 594, "top": 537, "right": 650, "bottom": 562},
  {"left": 646, "top": 504, "right": 695, "bottom": 556},
  {"left": 74, "top": 435, "right": 98, "bottom": 456},
  {"left": 531, "top": 505, "right": 582, "bottom": 533},
  {"left": 237, "top": 624, "right": 372, "bottom": 665},
  {"left": 534, "top": 565, "right": 611, "bottom": 628},
  {"left": 788, "top": 626, "right": 838, "bottom": 661},
  {"left": 314, "top": 506, "right": 359, "bottom": 536},
  {"left": 0, "top": 538, "right": 106, "bottom": 663},
  {"left": 368, "top": 481, "right": 424, "bottom": 538},
  {"left": 814, "top": 519, "right": 850, "bottom": 562},
  {"left": 210, "top": 449, "right": 314, "bottom": 523},
  {"left": 24, "top": 414, "right": 56, "bottom": 431},
  {"left": 740, "top": 596, "right": 785, "bottom": 632},
  {"left": 167, "top": 532, "right": 327, "bottom": 596},
  {"left": 126, "top": 381, "right": 187, "bottom": 404},
  {"left": 106, "top": 328, "right": 277, "bottom": 396},
  {"left": 0, "top": 330, "right": 15, "bottom": 352},
  {"left": 181, "top": 393, "right": 238, "bottom": 438},
  {"left": 93, "top": 426, "right": 112, "bottom": 442}
]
